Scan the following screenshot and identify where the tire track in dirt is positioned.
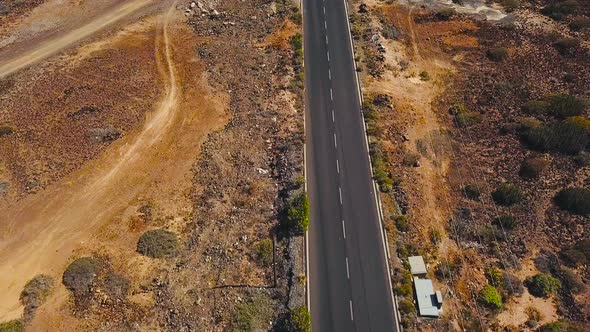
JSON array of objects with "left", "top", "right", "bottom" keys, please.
[
  {"left": 0, "top": 3, "right": 200, "bottom": 321},
  {"left": 0, "top": 0, "right": 152, "bottom": 79}
]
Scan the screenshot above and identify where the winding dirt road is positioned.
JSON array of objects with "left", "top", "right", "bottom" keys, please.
[
  {"left": 0, "top": 2, "right": 221, "bottom": 321},
  {"left": 0, "top": 0, "right": 152, "bottom": 79}
]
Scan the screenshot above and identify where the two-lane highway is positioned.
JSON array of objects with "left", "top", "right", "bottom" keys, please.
[{"left": 303, "top": 0, "right": 398, "bottom": 331}]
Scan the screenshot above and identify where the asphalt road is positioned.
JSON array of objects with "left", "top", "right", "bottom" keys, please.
[{"left": 303, "top": 0, "right": 398, "bottom": 331}]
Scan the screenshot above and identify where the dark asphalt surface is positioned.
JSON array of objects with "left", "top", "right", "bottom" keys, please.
[{"left": 303, "top": 0, "right": 398, "bottom": 331}]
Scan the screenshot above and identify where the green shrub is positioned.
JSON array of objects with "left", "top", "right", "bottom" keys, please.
[
  {"left": 541, "top": 0, "right": 580, "bottom": 20},
  {"left": 522, "top": 121, "right": 589, "bottom": 154},
  {"left": 254, "top": 239, "right": 273, "bottom": 266},
  {"left": 565, "top": 116, "right": 590, "bottom": 132},
  {"left": 463, "top": 184, "right": 481, "bottom": 200},
  {"left": 62, "top": 257, "right": 102, "bottom": 295},
  {"left": 519, "top": 157, "right": 549, "bottom": 179},
  {"left": 393, "top": 215, "right": 410, "bottom": 232},
  {"left": 492, "top": 183, "right": 523, "bottom": 206},
  {"left": 554, "top": 38, "right": 580, "bottom": 54},
  {"left": 398, "top": 299, "right": 415, "bottom": 314},
  {"left": 20, "top": 274, "right": 54, "bottom": 320},
  {"left": 573, "top": 151, "right": 590, "bottom": 166},
  {"left": 0, "top": 320, "right": 23, "bottom": 332},
  {"left": 518, "top": 117, "right": 542, "bottom": 131},
  {"left": 290, "top": 34, "right": 303, "bottom": 53},
  {"left": 289, "top": 306, "right": 311, "bottom": 332},
  {"left": 478, "top": 284, "right": 502, "bottom": 309},
  {"left": 137, "top": 229, "right": 180, "bottom": 258},
  {"left": 546, "top": 94, "right": 587, "bottom": 118},
  {"left": 486, "top": 47, "right": 508, "bottom": 62},
  {"left": 286, "top": 192, "right": 310, "bottom": 235},
  {"left": 554, "top": 187, "right": 590, "bottom": 215},
  {"left": 522, "top": 100, "right": 549, "bottom": 115},
  {"left": 485, "top": 267, "right": 504, "bottom": 287},
  {"left": 525, "top": 273, "right": 561, "bottom": 297},
  {"left": 570, "top": 16, "right": 590, "bottom": 31},
  {"left": 493, "top": 215, "right": 517, "bottom": 230},
  {"left": 450, "top": 104, "right": 481, "bottom": 128}
]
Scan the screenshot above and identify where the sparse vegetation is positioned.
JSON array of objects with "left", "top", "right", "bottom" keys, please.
[
  {"left": 435, "top": 8, "right": 456, "bottom": 21},
  {"left": 560, "top": 239, "right": 590, "bottom": 267},
  {"left": 546, "top": 94, "right": 587, "bottom": 118},
  {"left": 463, "top": 184, "right": 481, "bottom": 200},
  {"left": 553, "top": 38, "right": 580, "bottom": 55},
  {"left": 486, "top": 47, "right": 508, "bottom": 62},
  {"left": 419, "top": 71, "right": 430, "bottom": 81},
  {"left": 525, "top": 273, "right": 561, "bottom": 297},
  {"left": 519, "top": 157, "right": 549, "bottom": 179},
  {"left": 393, "top": 215, "right": 410, "bottom": 232},
  {"left": 478, "top": 284, "right": 502, "bottom": 309},
  {"left": 522, "top": 121, "right": 589, "bottom": 154},
  {"left": 493, "top": 215, "right": 517, "bottom": 230},
  {"left": 103, "top": 273, "right": 130, "bottom": 299},
  {"left": 137, "top": 229, "right": 180, "bottom": 258},
  {"left": 0, "top": 125, "right": 15, "bottom": 138},
  {"left": 285, "top": 192, "right": 310, "bottom": 235},
  {"left": 288, "top": 306, "right": 311, "bottom": 332},
  {"left": 0, "top": 320, "right": 23, "bottom": 332},
  {"left": 232, "top": 295, "right": 276, "bottom": 332},
  {"left": 492, "top": 183, "right": 523, "bottom": 206},
  {"left": 62, "top": 257, "right": 102, "bottom": 295},
  {"left": 254, "top": 239, "right": 273, "bottom": 267},
  {"left": 500, "top": 0, "right": 520, "bottom": 12},
  {"left": 450, "top": 104, "right": 481, "bottom": 128},
  {"left": 554, "top": 187, "right": 590, "bottom": 215},
  {"left": 570, "top": 16, "right": 590, "bottom": 31},
  {"left": 20, "top": 274, "right": 54, "bottom": 321},
  {"left": 522, "top": 100, "right": 549, "bottom": 115},
  {"left": 541, "top": 0, "right": 580, "bottom": 20}
]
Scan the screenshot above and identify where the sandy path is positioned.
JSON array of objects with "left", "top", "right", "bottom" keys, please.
[
  {"left": 0, "top": 0, "right": 152, "bottom": 79},
  {"left": 0, "top": 3, "right": 186, "bottom": 321}
]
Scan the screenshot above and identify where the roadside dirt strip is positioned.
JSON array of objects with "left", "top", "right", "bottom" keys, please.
[{"left": 0, "top": 0, "right": 151, "bottom": 79}]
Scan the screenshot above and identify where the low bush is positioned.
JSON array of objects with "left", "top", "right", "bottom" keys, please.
[
  {"left": 285, "top": 192, "right": 310, "bottom": 235},
  {"left": 0, "top": 320, "right": 22, "bottom": 332},
  {"left": 493, "top": 215, "right": 517, "bottom": 230},
  {"left": 522, "top": 121, "right": 589, "bottom": 154},
  {"left": 485, "top": 267, "right": 504, "bottom": 287},
  {"left": 492, "top": 183, "right": 523, "bottom": 206},
  {"left": 137, "top": 229, "right": 180, "bottom": 258},
  {"left": 289, "top": 306, "right": 311, "bottom": 332},
  {"left": 554, "top": 37, "right": 580, "bottom": 55},
  {"left": 254, "top": 239, "right": 273, "bottom": 267},
  {"left": 554, "top": 187, "right": 590, "bottom": 215},
  {"left": 503, "top": 272, "right": 524, "bottom": 297},
  {"left": 566, "top": 116, "right": 590, "bottom": 132},
  {"left": 541, "top": 0, "right": 580, "bottom": 20},
  {"left": 486, "top": 47, "right": 508, "bottom": 62},
  {"left": 478, "top": 284, "right": 502, "bottom": 309},
  {"left": 522, "top": 100, "right": 549, "bottom": 115},
  {"left": 463, "top": 184, "right": 481, "bottom": 200},
  {"left": 398, "top": 299, "right": 415, "bottom": 315},
  {"left": 62, "top": 257, "right": 102, "bottom": 295},
  {"left": 558, "top": 267, "right": 585, "bottom": 294},
  {"left": 434, "top": 258, "right": 461, "bottom": 281},
  {"left": 500, "top": 0, "right": 520, "bottom": 12},
  {"left": 20, "top": 274, "right": 54, "bottom": 321},
  {"left": 519, "top": 157, "right": 549, "bottom": 179},
  {"left": 232, "top": 295, "right": 275, "bottom": 331},
  {"left": 435, "top": 8, "right": 456, "bottom": 21},
  {"left": 570, "top": 16, "right": 590, "bottom": 31},
  {"left": 546, "top": 94, "right": 587, "bottom": 118},
  {"left": 539, "top": 320, "right": 585, "bottom": 332},
  {"left": 525, "top": 273, "right": 561, "bottom": 297},
  {"left": 393, "top": 215, "right": 410, "bottom": 232},
  {"left": 573, "top": 151, "right": 590, "bottom": 166},
  {"left": 0, "top": 125, "right": 15, "bottom": 138},
  {"left": 560, "top": 239, "right": 590, "bottom": 267},
  {"left": 419, "top": 71, "right": 430, "bottom": 81},
  {"left": 450, "top": 104, "right": 481, "bottom": 128}
]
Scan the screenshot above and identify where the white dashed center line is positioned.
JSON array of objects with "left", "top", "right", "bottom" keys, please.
[{"left": 345, "top": 257, "right": 350, "bottom": 279}]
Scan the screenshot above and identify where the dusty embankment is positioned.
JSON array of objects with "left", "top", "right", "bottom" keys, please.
[{"left": 0, "top": 3, "right": 227, "bottom": 323}]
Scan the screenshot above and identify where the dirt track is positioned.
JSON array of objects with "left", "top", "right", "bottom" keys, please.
[
  {"left": 0, "top": 0, "right": 151, "bottom": 79},
  {"left": 0, "top": 2, "right": 226, "bottom": 321}
]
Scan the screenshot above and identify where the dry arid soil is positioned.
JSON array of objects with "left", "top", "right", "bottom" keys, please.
[{"left": 0, "top": 0, "right": 304, "bottom": 330}]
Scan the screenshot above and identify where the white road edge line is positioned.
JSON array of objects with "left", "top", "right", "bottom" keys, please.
[
  {"left": 349, "top": 300, "right": 354, "bottom": 321},
  {"left": 345, "top": 257, "right": 350, "bottom": 279},
  {"left": 342, "top": 219, "right": 346, "bottom": 239}
]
